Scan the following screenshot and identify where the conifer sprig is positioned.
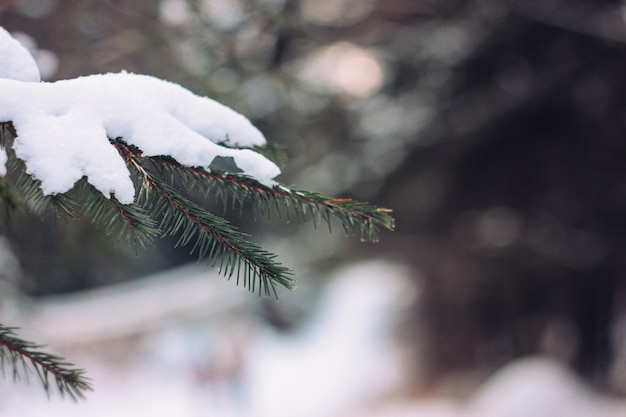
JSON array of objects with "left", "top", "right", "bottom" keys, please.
[
  {"left": 137, "top": 149, "right": 395, "bottom": 242},
  {"left": 0, "top": 325, "right": 92, "bottom": 400},
  {"left": 115, "top": 140, "right": 295, "bottom": 295},
  {"left": 111, "top": 138, "right": 394, "bottom": 293}
]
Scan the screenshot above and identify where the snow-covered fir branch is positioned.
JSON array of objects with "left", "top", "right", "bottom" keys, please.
[{"left": 0, "top": 25, "right": 394, "bottom": 399}]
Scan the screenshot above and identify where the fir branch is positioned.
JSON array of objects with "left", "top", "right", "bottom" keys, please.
[
  {"left": 140, "top": 154, "right": 395, "bottom": 242},
  {"left": 0, "top": 325, "right": 92, "bottom": 400},
  {"left": 111, "top": 139, "right": 392, "bottom": 293},
  {"left": 115, "top": 141, "right": 295, "bottom": 295}
]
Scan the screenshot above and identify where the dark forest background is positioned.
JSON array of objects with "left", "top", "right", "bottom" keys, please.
[{"left": 2, "top": 0, "right": 626, "bottom": 395}]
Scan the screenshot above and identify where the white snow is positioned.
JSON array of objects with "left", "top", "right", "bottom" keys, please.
[
  {"left": 0, "top": 260, "right": 416, "bottom": 417},
  {"left": 465, "top": 357, "right": 626, "bottom": 417},
  {"left": 0, "top": 28, "right": 280, "bottom": 203},
  {"left": 0, "top": 27, "right": 40, "bottom": 82},
  {"left": 244, "top": 261, "right": 415, "bottom": 417},
  {"left": 3, "top": 261, "right": 626, "bottom": 417}
]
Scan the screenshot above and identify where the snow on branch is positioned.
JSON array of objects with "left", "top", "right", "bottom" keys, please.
[
  {"left": 0, "top": 26, "right": 394, "bottom": 287},
  {"left": 0, "top": 28, "right": 396, "bottom": 280},
  {"left": 0, "top": 71, "right": 280, "bottom": 204},
  {"left": 0, "top": 24, "right": 394, "bottom": 399},
  {"left": 0, "top": 25, "right": 280, "bottom": 205}
]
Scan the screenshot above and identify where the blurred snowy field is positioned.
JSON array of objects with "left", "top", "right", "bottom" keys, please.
[{"left": 1, "top": 261, "right": 625, "bottom": 417}]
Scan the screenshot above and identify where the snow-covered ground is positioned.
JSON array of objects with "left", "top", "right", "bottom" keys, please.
[{"left": 1, "top": 260, "right": 625, "bottom": 417}]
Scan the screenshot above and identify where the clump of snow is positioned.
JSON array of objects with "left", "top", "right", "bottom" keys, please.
[
  {"left": 10, "top": 31, "right": 59, "bottom": 80},
  {"left": 0, "top": 27, "right": 280, "bottom": 204},
  {"left": 0, "top": 27, "right": 40, "bottom": 82}
]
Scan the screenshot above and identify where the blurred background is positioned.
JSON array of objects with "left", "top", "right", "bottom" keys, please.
[{"left": 2, "top": 0, "right": 626, "bottom": 415}]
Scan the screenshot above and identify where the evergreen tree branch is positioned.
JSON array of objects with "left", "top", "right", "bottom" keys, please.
[
  {"left": 140, "top": 151, "right": 395, "bottom": 242},
  {"left": 2, "top": 122, "right": 393, "bottom": 295},
  {"left": 0, "top": 325, "right": 92, "bottom": 400},
  {"left": 115, "top": 140, "right": 295, "bottom": 295},
  {"left": 1, "top": 118, "right": 393, "bottom": 395}
]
